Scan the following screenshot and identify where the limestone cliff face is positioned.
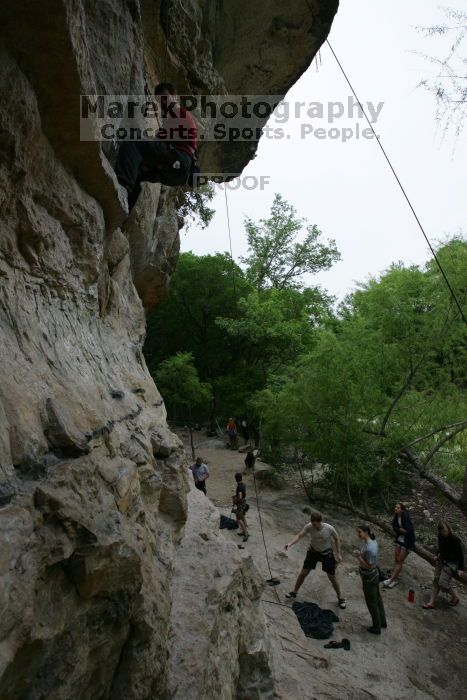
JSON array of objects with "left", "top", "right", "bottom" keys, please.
[{"left": 0, "top": 1, "right": 338, "bottom": 698}]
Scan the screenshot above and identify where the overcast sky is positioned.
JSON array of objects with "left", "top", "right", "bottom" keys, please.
[{"left": 182, "top": 0, "right": 467, "bottom": 301}]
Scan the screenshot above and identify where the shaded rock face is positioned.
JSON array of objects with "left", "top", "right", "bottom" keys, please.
[{"left": 0, "top": 1, "right": 338, "bottom": 698}]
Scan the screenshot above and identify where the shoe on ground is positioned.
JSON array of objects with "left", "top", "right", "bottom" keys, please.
[
  {"left": 285, "top": 591, "right": 297, "bottom": 599},
  {"left": 367, "top": 626, "right": 381, "bottom": 635},
  {"left": 387, "top": 580, "right": 399, "bottom": 589},
  {"left": 383, "top": 578, "right": 392, "bottom": 587},
  {"left": 243, "top": 534, "right": 250, "bottom": 542},
  {"left": 338, "top": 598, "right": 347, "bottom": 609}
]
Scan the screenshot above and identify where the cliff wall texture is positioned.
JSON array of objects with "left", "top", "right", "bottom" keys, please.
[{"left": 0, "top": 1, "right": 338, "bottom": 698}]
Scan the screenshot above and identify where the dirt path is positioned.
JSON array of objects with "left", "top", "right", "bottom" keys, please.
[{"left": 183, "top": 433, "right": 467, "bottom": 700}]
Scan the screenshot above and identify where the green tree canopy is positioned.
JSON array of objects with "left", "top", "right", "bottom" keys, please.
[
  {"left": 155, "top": 352, "right": 212, "bottom": 422},
  {"left": 145, "top": 252, "right": 252, "bottom": 382},
  {"left": 241, "top": 193, "right": 340, "bottom": 290},
  {"left": 255, "top": 238, "right": 467, "bottom": 516}
]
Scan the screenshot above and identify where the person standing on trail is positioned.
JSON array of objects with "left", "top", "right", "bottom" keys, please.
[
  {"left": 226, "top": 418, "right": 238, "bottom": 449},
  {"left": 422, "top": 521, "right": 464, "bottom": 610},
  {"left": 190, "top": 457, "right": 209, "bottom": 495},
  {"left": 240, "top": 418, "right": 250, "bottom": 445},
  {"left": 284, "top": 511, "right": 346, "bottom": 610},
  {"left": 383, "top": 502, "right": 415, "bottom": 589},
  {"left": 355, "top": 524, "right": 387, "bottom": 635},
  {"left": 244, "top": 450, "right": 256, "bottom": 472},
  {"left": 233, "top": 472, "right": 249, "bottom": 542}
]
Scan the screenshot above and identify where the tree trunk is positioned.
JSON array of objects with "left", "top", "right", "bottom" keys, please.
[
  {"left": 403, "top": 449, "right": 467, "bottom": 518},
  {"left": 188, "top": 403, "right": 195, "bottom": 460}
]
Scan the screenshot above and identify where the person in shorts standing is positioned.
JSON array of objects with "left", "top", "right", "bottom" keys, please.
[
  {"left": 284, "top": 511, "right": 346, "bottom": 609},
  {"left": 422, "top": 521, "right": 464, "bottom": 609},
  {"left": 383, "top": 502, "right": 415, "bottom": 589},
  {"left": 233, "top": 472, "right": 249, "bottom": 542}
]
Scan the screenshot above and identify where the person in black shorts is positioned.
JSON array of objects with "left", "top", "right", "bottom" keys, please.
[
  {"left": 233, "top": 472, "right": 249, "bottom": 542},
  {"left": 284, "top": 511, "right": 346, "bottom": 609},
  {"left": 383, "top": 502, "right": 415, "bottom": 589}
]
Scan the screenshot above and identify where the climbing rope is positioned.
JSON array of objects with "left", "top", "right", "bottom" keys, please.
[
  {"left": 221, "top": 187, "right": 281, "bottom": 594},
  {"left": 224, "top": 187, "right": 238, "bottom": 300},
  {"left": 161, "top": 0, "right": 171, "bottom": 81},
  {"left": 251, "top": 466, "right": 281, "bottom": 587},
  {"left": 326, "top": 40, "right": 467, "bottom": 326}
]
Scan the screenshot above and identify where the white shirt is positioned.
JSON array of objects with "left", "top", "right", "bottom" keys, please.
[
  {"left": 190, "top": 462, "right": 209, "bottom": 483},
  {"left": 302, "top": 522, "right": 338, "bottom": 553}
]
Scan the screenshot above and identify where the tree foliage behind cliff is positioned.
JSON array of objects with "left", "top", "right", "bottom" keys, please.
[
  {"left": 256, "top": 236, "right": 467, "bottom": 517},
  {"left": 144, "top": 194, "right": 338, "bottom": 418}
]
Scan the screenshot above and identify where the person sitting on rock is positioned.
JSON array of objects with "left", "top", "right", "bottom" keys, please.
[
  {"left": 422, "top": 521, "right": 464, "bottom": 609},
  {"left": 190, "top": 457, "right": 209, "bottom": 495},
  {"left": 383, "top": 502, "right": 415, "bottom": 589},
  {"left": 233, "top": 472, "right": 249, "bottom": 542},
  {"left": 284, "top": 511, "right": 346, "bottom": 609},
  {"left": 115, "top": 82, "right": 197, "bottom": 210}
]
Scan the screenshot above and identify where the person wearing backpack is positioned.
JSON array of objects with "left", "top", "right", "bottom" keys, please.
[{"left": 116, "top": 82, "right": 198, "bottom": 210}]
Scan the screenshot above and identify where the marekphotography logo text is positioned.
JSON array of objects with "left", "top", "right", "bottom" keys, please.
[{"left": 80, "top": 94, "right": 384, "bottom": 143}]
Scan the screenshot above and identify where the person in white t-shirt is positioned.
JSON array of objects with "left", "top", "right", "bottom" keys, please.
[{"left": 284, "top": 511, "right": 346, "bottom": 609}]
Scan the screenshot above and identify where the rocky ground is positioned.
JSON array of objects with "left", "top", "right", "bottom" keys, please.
[{"left": 181, "top": 431, "right": 467, "bottom": 700}]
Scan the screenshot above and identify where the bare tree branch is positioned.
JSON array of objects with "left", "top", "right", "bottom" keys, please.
[
  {"left": 422, "top": 420, "right": 467, "bottom": 467},
  {"left": 378, "top": 366, "right": 418, "bottom": 436},
  {"left": 404, "top": 420, "right": 467, "bottom": 451}
]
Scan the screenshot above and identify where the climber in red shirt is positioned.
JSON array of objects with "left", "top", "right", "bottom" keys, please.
[{"left": 116, "top": 82, "right": 198, "bottom": 210}]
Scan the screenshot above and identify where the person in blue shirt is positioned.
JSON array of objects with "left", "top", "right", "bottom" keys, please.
[
  {"left": 190, "top": 457, "right": 209, "bottom": 495},
  {"left": 355, "top": 524, "right": 387, "bottom": 635}
]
